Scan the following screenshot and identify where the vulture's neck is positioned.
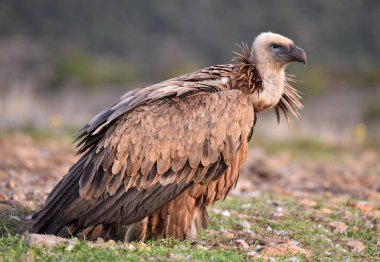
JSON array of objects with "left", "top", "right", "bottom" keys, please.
[{"left": 251, "top": 58, "right": 286, "bottom": 113}]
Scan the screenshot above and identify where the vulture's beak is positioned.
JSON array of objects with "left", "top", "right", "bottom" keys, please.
[{"left": 288, "top": 44, "right": 307, "bottom": 65}]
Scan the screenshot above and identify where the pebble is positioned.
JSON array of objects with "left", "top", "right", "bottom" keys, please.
[
  {"left": 221, "top": 210, "right": 231, "bottom": 217},
  {"left": 238, "top": 220, "right": 251, "bottom": 230},
  {"left": 233, "top": 239, "right": 249, "bottom": 249},
  {"left": 328, "top": 221, "right": 348, "bottom": 234},
  {"left": 285, "top": 257, "right": 300, "bottom": 262},
  {"left": 270, "top": 206, "right": 287, "bottom": 219},
  {"left": 241, "top": 203, "right": 252, "bottom": 209},
  {"left": 297, "top": 198, "right": 317, "bottom": 208},
  {"left": 273, "top": 229, "right": 288, "bottom": 236},
  {"left": 24, "top": 233, "right": 72, "bottom": 248},
  {"left": 11, "top": 192, "right": 25, "bottom": 202},
  {"left": 24, "top": 200, "right": 36, "bottom": 209},
  {"left": 246, "top": 250, "right": 258, "bottom": 258},
  {"left": 10, "top": 215, "right": 21, "bottom": 221},
  {"left": 255, "top": 244, "right": 265, "bottom": 251},
  {"left": 346, "top": 240, "right": 365, "bottom": 253},
  {"left": 0, "top": 193, "right": 7, "bottom": 201},
  {"left": 363, "top": 220, "right": 374, "bottom": 229},
  {"left": 220, "top": 229, "right": 234, "bottom": 238},
  {"left": 244, "top": 229, "right": 253, "bottom": 235},
  {"left": 0, "top": 203, "right": 11, "bottom": 211},
  {"left": 6, "top": 180, "right": 15, "bottom": 189}
]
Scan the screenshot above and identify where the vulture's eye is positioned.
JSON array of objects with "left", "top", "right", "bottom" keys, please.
[{"left": 271, "top": 44, "right": 280, "bottom": 51}]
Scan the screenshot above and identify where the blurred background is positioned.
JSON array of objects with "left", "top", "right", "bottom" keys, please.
[{"left": 0, "top": 0, "right": 379, "bottom": 147}]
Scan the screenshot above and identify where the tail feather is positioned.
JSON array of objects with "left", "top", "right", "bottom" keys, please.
[{"left": 31, "top": 154, "right": 89, "bottom": 234}]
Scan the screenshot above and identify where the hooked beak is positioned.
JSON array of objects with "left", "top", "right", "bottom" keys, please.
[{"left": 288, "top": 44, "right": 307, "bottom": 65}]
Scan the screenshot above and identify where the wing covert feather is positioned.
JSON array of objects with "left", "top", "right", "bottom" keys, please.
[{"left": 66, "top": 89, "right": 254, "bottom": 228}]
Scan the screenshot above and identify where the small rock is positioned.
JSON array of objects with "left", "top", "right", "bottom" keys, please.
[
  {"left": 259, "top": 244, "right": 312, "bottom": 259},
  {"left": 375, "top": 223, "right": 380, "bottom": 232},
  {"left": 246, "top": 250, "right": 258, "bottom": 258},
  {"left": 24, "top": 233, "right": 71, "bottom": 248},
  {"left": 0, "top": 203, "right": 11, "bottom": 211},
  {"left": 233, "top": 239, "right": 250, "bottom": 249},
  {"left": 329, "top": 221, "right": 348, "bottom": 234},
  {"left": 11, "top": 192, "right": 25, "bottom": 202},
  {"left": 23, "top": 200, "right": 36, "bottom": 210},
  {"left": 297, "top": 199, "right": 317, "bottom": 208},
  {"left": 212, "top": 208, "right": 221, "bottom": 214},
  {"left": 244, "top": 229, "right": 253, "bottom": 235},
  {"left": 363, "top": 220, "right": 374, "bottom": 229},
  {"left": 124, "top": 243, "right": 135, "bottom": 250},
  {"left": 318, "top": 208, "right": 333, "bottom": 215},
  {"left": 0, "top": 193, "right": 7, "bottom": 201},
  {"left": 65, "top": 242, "right": 76, "bottom": 251},
  {"left": 241, "top": 203, "right": 252, "bottom": 209},
  {"left": 285, "top": 257, "right": 300, "bottom": 262},
  {"left": 346, "top": 240, "right": 365, "bottom": 253},
  {"left": 255, "top": 244, "right": 265, "bottom": 252},
  {"left": 273, "top": 230, "right": 288, "bottom": 236},
  {"left": 6, "top": 180, "right": 15, "bottom": 189},
  {"left": 196, "top": 245, "right": 211, "bottom": 251},
  {"left": 220, "top": 229, "right": 234, "bottom": 238},
  {"left": 355, "top": 201, "right": 375, "bottom": 213},
  {"left": 10, "top": 215, "right": 21, "bottom": 221},
  {"left": 108, "top": 239, "right": 116, "bottom": 245},
  {"left": 221, "top": 210, "right": 231, "bottom": 217},
  {"left": 270, "top": 206, "right": 288, "bottom": 219},
  {"left": 238, "top": 220, "right": 251, "bottom": 230}
]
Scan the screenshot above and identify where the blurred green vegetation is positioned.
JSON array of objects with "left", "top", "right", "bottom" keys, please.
[
  {"left": 49, "top": 50, "right": 140, "bottom": 89},
  {"left": 0, "top": 0, "right": 379, "bottom": 91},
  {"left": 364, "top": 102, "right": 380, "bottom": 121}
]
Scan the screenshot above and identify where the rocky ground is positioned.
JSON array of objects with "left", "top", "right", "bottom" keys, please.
[{"left": 0, "top": 134, "right": 379, "bottom": 261}]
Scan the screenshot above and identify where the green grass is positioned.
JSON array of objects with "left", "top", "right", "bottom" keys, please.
[
  {"left": 0, "top": 235, "right": 245, "bottom": 262},
  {"left": 0, "top": 208, "right": 33, "bottom": 236},
  {"left": 1, "top": 195, "right": 379, "bottom": 261}
]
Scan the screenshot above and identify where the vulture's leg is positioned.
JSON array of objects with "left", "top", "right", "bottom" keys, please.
[
  {"left": 124, "top": 217, "right": 149, "bottom": 242},
  {"left": 78, "top": 223, "right": 117, "bottom": 241},
  {"left": 185, "top": 206, "right": 208, "bottom": 240},
  {"left": 78, "top": 224, "right": 105, "bottom": 241},
  {"left": 124, "top": 188, "right": 208, "bottom": 241}
]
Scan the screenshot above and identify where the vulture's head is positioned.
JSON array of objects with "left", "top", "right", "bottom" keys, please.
[
  {"left": 251, "top": 32, "right": 307, "bottom": 71},
  {"left": 247, "top": 32, "right": 306, "bottom": 117}
]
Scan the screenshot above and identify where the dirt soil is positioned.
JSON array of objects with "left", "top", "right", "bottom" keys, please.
[{"left": 1, "top": 134, "right": 379, "bottom": 210}]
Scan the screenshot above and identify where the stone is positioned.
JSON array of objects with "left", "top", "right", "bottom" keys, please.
[
  {"left": 328, "top": 221, "right": 348, "bottom": 234},
  {"left": 24, "top": 233, "right": 73, "bottom": 248},
  {"left": 6, "top": 180, "right": 15, "bottom": 190},
  {"left": 0, "top": 203, "right": 11, "bottom": 211},
  {"left": 346, "top": 240, "right": 365, "bottom": 253},
  {"left": 238, "top": 220, "right": 251, "bottom": 230},
  {"left": 233, "top": 239, "right": 250, "bottom": 249}
]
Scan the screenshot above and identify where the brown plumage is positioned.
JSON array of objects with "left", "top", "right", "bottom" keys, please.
[{"left": 32, "top": 32, "right": 306, "bottom": 241}]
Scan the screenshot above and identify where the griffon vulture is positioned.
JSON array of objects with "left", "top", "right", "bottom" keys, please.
[{"left": 32, "top": 32, "right": 306, "bottom": 241}]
